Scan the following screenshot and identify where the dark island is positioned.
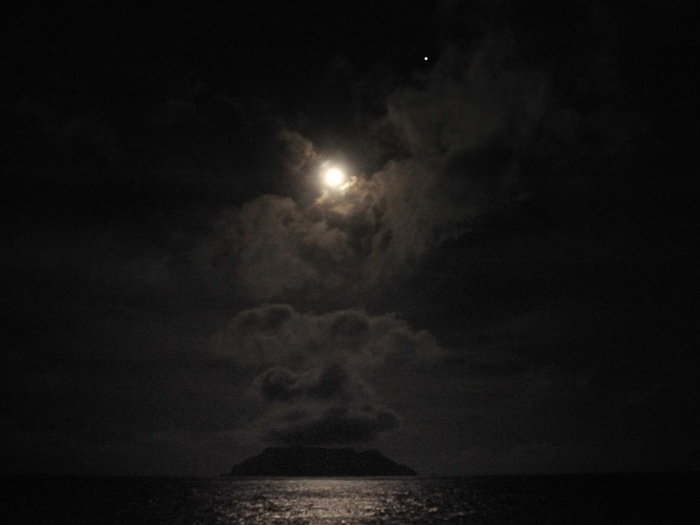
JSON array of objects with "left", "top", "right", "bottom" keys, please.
[{"left": 228, "top": 446, "right": 416, "bottom": 477}]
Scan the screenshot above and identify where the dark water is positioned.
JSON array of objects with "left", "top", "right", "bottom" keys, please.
[{"left": 5, "top": 473, "right": 698, "bottom": 524}]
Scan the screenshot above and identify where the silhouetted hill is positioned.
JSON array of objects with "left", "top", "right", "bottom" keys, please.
[{"left": 228, "top": 446, "right": 416, "bottom": 476}]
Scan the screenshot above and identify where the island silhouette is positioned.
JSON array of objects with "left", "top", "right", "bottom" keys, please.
[{"left": 228, "top": 446, "right": 416, "bottom": 477}]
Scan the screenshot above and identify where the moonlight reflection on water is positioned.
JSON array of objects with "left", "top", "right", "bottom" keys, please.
[
  {"left": 193, "top": 478, "right": 474, "bottom": 523},
  {"left": 10, "top": 474, "right": 696, "bottom": 524}
]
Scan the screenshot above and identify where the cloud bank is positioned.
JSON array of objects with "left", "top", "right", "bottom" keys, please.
[{"left": 210, "top": 304, "right": 442, "bottom": 445}]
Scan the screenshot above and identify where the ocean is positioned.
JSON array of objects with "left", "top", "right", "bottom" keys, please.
[{"left": 5, "top": 473, "right": 698, "bottom": 524}]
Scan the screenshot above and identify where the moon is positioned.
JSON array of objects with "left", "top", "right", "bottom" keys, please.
[{"left": 325, "top": 168, "right": 344, "bottom": 187}]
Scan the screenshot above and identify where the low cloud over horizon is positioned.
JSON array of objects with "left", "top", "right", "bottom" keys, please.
[{"left": 210, "top": 304, "right": 442, "bottom": 447}]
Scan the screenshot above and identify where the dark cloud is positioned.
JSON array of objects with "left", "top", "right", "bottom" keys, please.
[
  {"left": 4, "top": 224, "right": 193, "bottom": 304},
  {"left": 258, "top": 364, "right": 349, "bottom": 402},
  {"left": 259, "top": 367, "right": 306, "bottom": 401},
  {"left": 278, "top": 128, "right": 316, "bottom": 174},
  {"left": 203, "top": 195, "right": 355, "bottom": 302},
  {"left": 308, "top": 364, "right": 350, "bottom": 400},
  {"left": 330, "top": 310, "right": 369, "bottom": 338},
  {"left": 268, "top": 405, "right": 399, "bottom": 446},
  {"left": 210, "top": 304, "right": 442, "bottom": 370},
  {"left": 3, "top": 98, "right": 121, "bottom": 173},
  {"left": 210, "top": 304, "right": 443, "bottom": 446}
]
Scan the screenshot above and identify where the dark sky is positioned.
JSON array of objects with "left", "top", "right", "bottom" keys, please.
[{"left": 2, "top": 0, "right": 697, "bottom": 476}]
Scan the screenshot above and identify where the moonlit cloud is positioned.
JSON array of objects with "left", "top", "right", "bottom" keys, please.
[
  {"left": 210, "top": 304, "right": 443, "bottom": 445},
  {"left": 203, "top": 195, "right": 356, "bottom": 301},
  {"left": 202, "top": 141, "right": 517, "bottom": 304},
  {"left": 210, "top": 304, "right": 442, "bottom": 371},
  {"left": 201, "top": 19, "right": 584, "bottom": 306}
]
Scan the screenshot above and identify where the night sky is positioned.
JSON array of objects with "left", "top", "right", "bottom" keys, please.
[{"left": 2, "top": 1, "right": 697, "bottom": 476}]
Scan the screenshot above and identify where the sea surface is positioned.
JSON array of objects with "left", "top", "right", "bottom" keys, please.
[{"left": 5, "top": 473, "right": 698, "bottom": 524}]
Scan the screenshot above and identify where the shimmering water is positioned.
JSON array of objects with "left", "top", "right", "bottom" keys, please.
[{"left": 6, "top": 473, "right": 697, "bottom": 524}]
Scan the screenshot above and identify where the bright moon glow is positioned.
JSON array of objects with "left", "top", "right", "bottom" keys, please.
[{"left": 325, "top": 168, "right": 344, "bottom": 187}]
